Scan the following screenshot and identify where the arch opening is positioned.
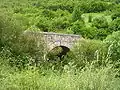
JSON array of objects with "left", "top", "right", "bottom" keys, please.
[{"left": 47, "top": 46, "right": 70, "bottom": 60}]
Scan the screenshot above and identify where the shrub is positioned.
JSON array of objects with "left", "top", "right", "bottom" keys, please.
[
  {"left": 0, "top": 62, "right": 119, "bottom": 90},
  {"left": 95, "top": 28, "right": 111, "bottom": 40},
  {"left": 13, "top": 13, "right": 30, "bottom": 29},
  {"left": 89, "top": 1, "right": 110, "bottom": 13},
  {"left": 0, "top": 12, "right": 45, "bottom": 69},
  {"left": 35, "top": 17, "right": 50, "bottom": 32},
  {"left": 104, "top": 31, "right": 120, "bottom": 62},
  {"left": 92, "top": 16, "right": 108, "bottom": 29},
  {"left": 103, "top": 31, "right": 120, "bottom": 77},
  {"left": 45, "top": 4, "right": 74, "bottom": 13},
  {"left": 109, "top": 18, "right": 120, "bottom": 31},
  {"left": 88, "top": 14, "right": 92, "bottom": 22},
  {"left": 79, "top": 27, "right": 97, "bottom": 39},
  {"left": 72, "top": 6, "right": 83, "bottom": 22},
  {"left": 79, "top": 1, "right": 111, "bottom": 13},
  {"left": 66, "top": 39, "right": 107, "bottom": 68},
  {"left": 71, "top": 20, "right": 85, "bottom": 34},
  {"left": 0, "top": 12, "right": 22, "bottom": 50},
  {"left": 115, "top": 0, "right": 120, "bottom": 4},
  {"left": 71, "top": 22, "right": 110, "bottom": 40},
  {"left": 42, "top": 9, "right": 55, "bottom": 18},
  {"left": 10, "top": 31, "right": 45, "bottom": 67},
  {"left": 51, "top": 17, "right": 70, "bottom": 30},
  {"left": 77, "top": 27, "right": 110, "bottom": 40},
  {"left": 111, "top": 12, "right": 120, "bottom": 20}
]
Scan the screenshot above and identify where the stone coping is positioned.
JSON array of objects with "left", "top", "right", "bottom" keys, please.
[{"left": 25, "top": 31, "right": 81, "bottom": 37}]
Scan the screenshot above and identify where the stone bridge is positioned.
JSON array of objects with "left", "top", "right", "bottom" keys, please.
[
  {"left": 24, "top": 31, "right": 80, "bottom": 50},
  {"left": 41, "top": 32, "right": 81, "bottom": 50},
  {"left": 24, "top": 31, "right": 81, "bottom": 57},
  {"left": 24, "top": 31, "right": 81, "bottom": 58}
]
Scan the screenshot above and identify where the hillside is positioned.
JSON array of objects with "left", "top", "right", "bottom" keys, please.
[
  {"left": 1, "top": 0, "right": 120, "bottom": 40},
  {"left": 1, "top": 0, "right": 120, "bottom": 90}
]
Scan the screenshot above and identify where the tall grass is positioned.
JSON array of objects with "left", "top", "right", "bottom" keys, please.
[
  {"left": 0, "top": 57, "right": 120, "bottom": 90},
  {"left": 0, "top": 11, "right": 46, "bottom": 69},
  {"left": 0, "top": 7, "right": 120, "bottom": 90}
]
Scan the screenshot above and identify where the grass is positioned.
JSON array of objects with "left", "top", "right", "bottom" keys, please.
[
  {"left": 0, "top": 0, "right": 120, "bottom": 90},
  {"left": 0, "top": 57, "right": 120, "bottom": 90}
]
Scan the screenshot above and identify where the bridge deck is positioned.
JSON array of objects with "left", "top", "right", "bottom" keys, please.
[
  {"left": 25, "top": 31, "right": 81, "bottom": 37},
  {"left": 38, "top": 32, "right": 81, "bottom": 37}
]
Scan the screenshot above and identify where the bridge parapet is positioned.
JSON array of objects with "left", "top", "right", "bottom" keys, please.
[{"left": 24, "top": 31, "right": 81, "bottom": 50}]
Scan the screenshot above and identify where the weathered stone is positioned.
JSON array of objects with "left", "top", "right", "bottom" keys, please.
[{"left": 24, "top": 31, "right": 81, "bottom": 50}]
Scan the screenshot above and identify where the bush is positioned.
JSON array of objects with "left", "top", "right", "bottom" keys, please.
[
  {"left": 88, "top": 14, "right": 92, "bottom": 22},
  {"left": 0, "top": 12, "right": 45, "bottom": 69},
  {"left": 79, "top": 27, "right": 97, "bottom": 39},
  {"left": 104, "top": 31, "right": 120, "bottom": 62},
  {"left": 0, "top": 61, "right": 119, "bottom": 90},
  {"left": 115, "top": 0, "right": 120, "bottom": 4},
  {"left": 72, "top": 6, "right": 83, "bottom": 22},
  {"left": 35, "top": 17, "right": 50, "bottom": 32},
  {"left": 42, "top": 9, "right": 55, "bottom": 18},
  {"left": 13, "top": 13, "right": 30, "bottom": 29},
  {"left": 51, "top": 17, "right": 70, "bottom": 30},
  {"left": 92, "top": 16, "right": 108, "bottom": 29},
  {"left": 45, "top": 4, "right": 74, "bottom": 13},
  {"left": 0, "top": 12, "right": 22, "bottom": 50},
  {"left": 71, "top": 20, "right": 85, "bottom": 34},
  {"left": 111, "top": 12, "right": 120, "bottom": 20},
  {"left": 95, "top": 28, "right": 111, "bottom": 40},
  {"left": 10, "top": 31, "right": 45, "bottom": 67},
  {"left": 76, "top": 27, "right": 111, "bottom": 40},
  {"left": 79, "top": 1, "right": 111, "bottom": 13},
  {"left": 66, "top": 39, "right": 107, "bottom": 68},
  {"left": 109, "top": 18, "right": 120, "bottom": 31}
]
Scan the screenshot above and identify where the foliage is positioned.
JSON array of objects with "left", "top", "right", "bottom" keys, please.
[
  {"left": 72, "top": 26, "right": 110, "bottom": 40},
  {"left": 72, "top": 6, "right": 83, "bottom": 22},
  {"left": 88, "top": 14, "right": 92, "bottom": 22},
  {"left": 92, "top": 16, "right": 108, "bottom": 29},
  {"left": 0, "top": 12, "right": 22, "bottom": 50},
  {"left": 9, "top": 32, "right": 45, "bottom": 68},
  {"left": 42, "top": 9, "right": 56, "bottom": 19},
  {"left": 35, "top": 16, "right": 50, "bottom": 32},
  {"left": 1, "top": 0, "right": 120, "bottom": 89},
  {"left": 65, "top": 39, "right": 107, "bottom": 68},
  {"left": 115, "top": 0, "right": 120, "bottom": 4},
  {"left": 0, "top": 0, "right": 118, "bottom": 40},
  {"left": 109, "top": 18, "right": 120, "bottom": 31},
  {"left": 95, "top": 28, "right": 111, "bottom": 40},
  {"left": 45, "top": 4, "right": 74, "bottom": 13},
  {"left": 0, "top": 57, "right": 120, "bottom": 90},
  {"left": 104, "top": 31, "right": 120, "bottom": 62},
  {"left": 0, "top": 13, "right": 45, "bottom": 69},
  {"left": 79, "top": 1, "right": 111, "bottom": 13},
  {"left": 111, "top": 12, "right": 120, "bottom": 20},
  {"left": 70, "top": 20, "right": 85, "bottom": 34},
  {"left": 79, "top": 27, "right": 97, "bottom": 39},
  {"left": 51, "top": 17, "right": 71, "bottom": 31}
]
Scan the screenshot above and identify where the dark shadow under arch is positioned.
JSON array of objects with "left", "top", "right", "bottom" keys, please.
[
  {"left": 48, "top": 46, "right": 70, "bottom": 60},
  {"left": 57, "top": 46, "right": 70, "bottom": 58}
]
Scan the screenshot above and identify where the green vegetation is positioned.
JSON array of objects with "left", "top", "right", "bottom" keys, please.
[
  {"left": 0, "top": 0, "right": 119, "bottom": 40},
  {"left": 1, "top": 0, "right": 120, "bottom": 90}
]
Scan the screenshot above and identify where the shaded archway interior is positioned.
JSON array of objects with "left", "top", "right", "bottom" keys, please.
[{"left": 48, "top": 46, "right": 70, "bottom": 59}]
